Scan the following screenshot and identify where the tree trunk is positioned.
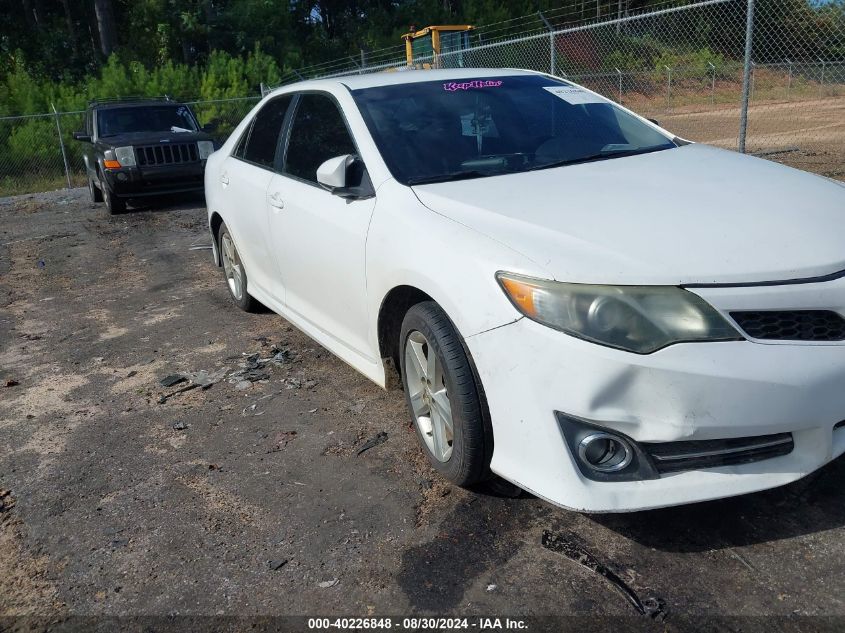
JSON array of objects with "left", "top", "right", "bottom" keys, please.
[
  {"left": 22, "top": 0, "right": 37, "bottom": 29},
  {"left": 61, "top": 0, "right": 78, "bottom": 55},
  {"left": 33, "top": 0, "right": 44, "bottom": 26},
  {"left": 204, "top": 0, "right": 215, "bottom": 52},
  {"left": 94, "top": 0, "right": 118, "bottom": 56}
]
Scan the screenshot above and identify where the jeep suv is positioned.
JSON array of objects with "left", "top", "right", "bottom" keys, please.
[{"left": 73, "top": 97, "right": 218, "bottom": 213}]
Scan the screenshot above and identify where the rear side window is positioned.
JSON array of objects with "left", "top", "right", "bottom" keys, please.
[
  {"left": 284, "top": 93, "right": 356, "bottom": 183},
  {"left": 233, "top": 122, "right": 252, "bottom": 159},
  {"left": 242, "top": 95, "right": 293, "bottom": 168}
]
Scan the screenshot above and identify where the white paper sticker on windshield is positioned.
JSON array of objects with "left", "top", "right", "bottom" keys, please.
[{"left": 543, "top": 86, "right": 604, "bottom": 105}]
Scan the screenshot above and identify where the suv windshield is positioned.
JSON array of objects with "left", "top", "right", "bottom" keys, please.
[
  {"left": 352, "top": 75, "right": 676, "bottom": 185},
  {"left": 97, "top": 105, "right": 198, "bottom": 137}
]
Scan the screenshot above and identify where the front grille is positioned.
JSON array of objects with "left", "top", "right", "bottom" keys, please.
[
  {"left": 731, "top": 310, "right": 845, "bottom": 341},
  {"left": 642, "top": 432, "right": 794, "bottom": 475},
  {"left": 135, "top": 142, "right": 198, "bottom": 166}
]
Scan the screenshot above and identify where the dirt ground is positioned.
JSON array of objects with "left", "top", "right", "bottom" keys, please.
[
  {"left": 636, "top": 97, "right": 845, "bottom": 180},
  {"left": 1, "top": 189, "right": 845, "bottom": 630}
]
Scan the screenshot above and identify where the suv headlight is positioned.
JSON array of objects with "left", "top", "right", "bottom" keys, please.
[
  {"left": 497, "top": 272, "right": 742, "bottom": 354},
  {"left": 197, "top": 141, "right": 215, "bottom": 160},
  {"left": 113, "top": 146, "right": 136, "bottom": 167}
]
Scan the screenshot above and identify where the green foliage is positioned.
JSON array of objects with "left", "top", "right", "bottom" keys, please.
[
  {"left": 0, "top": 49, "right": 279, "bottom": 117},
  {"left": 603, "top": 50, "right": 648, "bottom": 72},
  {"left": 653, "top": 47, "right": 727, "bottom": 75}
]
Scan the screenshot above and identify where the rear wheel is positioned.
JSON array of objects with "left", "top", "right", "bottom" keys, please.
[
  {"left": 400, "top": 301, "right": 490, "bottom": 486},
  {"left": 218, "top": 222, "right": 259, "bottom": 312}
]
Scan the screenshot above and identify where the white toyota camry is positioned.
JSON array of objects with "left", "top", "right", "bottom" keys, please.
[{"left": 205, "top": 68, "right": 845, "bottom": 512}]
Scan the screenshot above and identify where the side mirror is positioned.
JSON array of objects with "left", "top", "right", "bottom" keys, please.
[
  {"left": 73, "top": 131, "right": 92, "bottom": 142},
  {"left": 317, "top": 154, "right": 352, "bottom": 190},
  {"left": 316, "top": 154, "right": 375, "bottom": 200},
  {"left": 202, "top": 122, "right": 217, "bottom": 133}
]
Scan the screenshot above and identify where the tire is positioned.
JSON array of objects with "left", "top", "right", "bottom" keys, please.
[
  {"left": 217, "top": 222, "right": 259, "bottom": 312},
  {"left": 102, "top": 182, "right": 125, "bottom": 214},
  {"left": 399, "top": 301, "right": 491, "bottom": 486},
  {"left": 89, "top": 176, "right": 103, "bottom": 203}
]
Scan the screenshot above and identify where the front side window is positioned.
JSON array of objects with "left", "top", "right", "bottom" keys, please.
[
  {"left": 242, "top": 95, "right": 293, "bottom": 168},
  {"left": 352, "top": 75, "right": 676, "bottom": 185},
  {"left": 284, "top": 94, "right": 356, "bottom": 184},
  {"left": 97, "top": 105, "right": 198, "bottom": 137}
]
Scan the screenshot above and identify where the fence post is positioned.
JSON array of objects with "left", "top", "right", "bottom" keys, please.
[
  {"left": 617, "top": 0, "right": 623, "bottom": 34},
  {"left": 51, "top": 103, "right": 72, "bottom": 190},
  {"left": 708, "top": 62, "right": 716, "bottom": 105},
  {"left": 738, "top": 0, "right": 755, "bottom": 154},
  {"left": 538, "top": 11, "right": 555, "bottom": 76},
  {"left": 348, "top": 55, "right": 361, "bottom": 75},
  {"left": 360, "top": 48, "right": 367, "bottom": 72},
  {"left": 616, "top": 67, "right": 622, "bottom": 104},
  {"left": 819, "top": 58, "right": 825, "bottom": 97},
  {"left": 665, "top": 65, "right": 672, "bottom": 111},
  {"left": 786, "top": 59, "right": 792, "bottom": 99}
]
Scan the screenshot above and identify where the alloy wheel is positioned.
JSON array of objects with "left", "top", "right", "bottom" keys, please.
[
  {"left": 404, "top": 330, "right": 454, "bottom": 462},
  {"left": 220, "top": 232, "right": 244, "bottom": 301}
]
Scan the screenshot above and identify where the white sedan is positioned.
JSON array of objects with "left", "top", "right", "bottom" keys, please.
[{"left": 205, "top": 68, "right": 845, "bottom": 512}]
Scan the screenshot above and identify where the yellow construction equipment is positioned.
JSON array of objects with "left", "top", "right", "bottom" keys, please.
[{"left": 402, "top": 25, "right": 474, "bottom": 68}]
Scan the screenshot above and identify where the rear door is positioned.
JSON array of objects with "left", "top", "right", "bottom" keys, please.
[
  {"left": 215, "top": 95, "right": 293, "bottom": 302},
  {"left": 265, "top": 92, "right": 377, "bottom": 359}
]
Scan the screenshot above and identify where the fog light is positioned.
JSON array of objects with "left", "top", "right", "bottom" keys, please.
[
  {"left": 116, "top": 172, "right": 128, "bottom": 182},
  {"left": 578, "top": 432, "right": 633, "bottom": 472}
]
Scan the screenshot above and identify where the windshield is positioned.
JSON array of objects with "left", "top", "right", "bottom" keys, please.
[
  {"left": 352, "top": 75, "right": 675, "bottom": 185},
  {"left": 97, "top": 105, "right": 198, "bottom": 137}
]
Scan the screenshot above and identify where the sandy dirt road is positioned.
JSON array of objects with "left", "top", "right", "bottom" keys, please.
[{"left": 1, "top": 190, "right": 844, "bottom": 630}]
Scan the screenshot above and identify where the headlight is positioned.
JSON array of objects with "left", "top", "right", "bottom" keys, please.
[
  {"left": 197, "top": 141, "right": 215, "bottom": 160},
  {"left": 496, "top": 272, "right": 742, "bottom": 353},
  {"left": 114, "top": 146, "right": 136, "bottom": 167}
]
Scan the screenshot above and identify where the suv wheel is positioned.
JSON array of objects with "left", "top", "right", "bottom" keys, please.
[
  {"left": 102, "top": 182, "right": 125, "bottom": 214},
  {"left": 399, "top": 301, "right": 491, "bottom": 486},
  {"left": 218, "top": 222, "right": 259, "bottom": 312},
  {"left": 88, "top": 176, "right": 103, "bottom": 203}
]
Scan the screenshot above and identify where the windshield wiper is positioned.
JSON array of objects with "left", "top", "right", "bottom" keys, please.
[
  {"left": 531, "top": 145, "right": 672, "bottom": 171},
  {"left": 406, "top": 170, "right": 490, "bottom": 186}
]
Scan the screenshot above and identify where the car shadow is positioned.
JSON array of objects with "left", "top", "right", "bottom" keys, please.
[
  {"left": 123, "top": 192, "right": 206, "bottom": 213},
  {"left": 588, "top": 453, "right": 845, "bottom": 553}
]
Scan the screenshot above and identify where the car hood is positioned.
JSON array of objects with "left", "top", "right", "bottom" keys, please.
[
  {"left": 412, "top": 144, "right": 845, "bottom": 285},
  {"left": 97, "top": 131, "right": 214, "bottom": 146}
]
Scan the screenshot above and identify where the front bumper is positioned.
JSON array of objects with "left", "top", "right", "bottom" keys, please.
[
  {"left": 103, "top": 163, "right": 205, "bottom": 198},
  {"left": 466, "top": 305, "right": 845, "bottom": 512}
]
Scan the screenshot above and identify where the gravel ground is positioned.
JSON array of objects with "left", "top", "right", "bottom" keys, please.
[{"left": 1, "top": 189, "right": 844, "bottom": 630}]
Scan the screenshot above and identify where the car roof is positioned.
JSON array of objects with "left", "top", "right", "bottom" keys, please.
[{"left": 269, "top": 68, "right": 547, "bottom": 96}]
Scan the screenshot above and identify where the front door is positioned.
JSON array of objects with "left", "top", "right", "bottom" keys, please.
[{"left": 266, "top": 92, "right": 376, "bottom": 359}]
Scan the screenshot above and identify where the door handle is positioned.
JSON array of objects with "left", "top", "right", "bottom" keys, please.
[
  {"left": 268, "top": 192, "right": 285, "bottom": 210},
  {"left": 220, "top": 173, "right": 230, "bottom": 187}
]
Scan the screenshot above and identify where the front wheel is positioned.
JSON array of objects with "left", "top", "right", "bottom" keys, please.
[
  {"left": 88, "top": 176, "right": 103, "bottom": 203},
  {"left": 218, "top": 222, "right": 259, "bottom": 312},
  {"left": 399, "top": 301, "right": 491, "bottom": 486},
  {"left": 102, "top": 182, "right": 125, "bottom": 214}
]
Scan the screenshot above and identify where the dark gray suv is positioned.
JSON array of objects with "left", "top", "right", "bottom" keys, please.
[{"left": 73, "top": 97, "right": 218, "bottom": 213}]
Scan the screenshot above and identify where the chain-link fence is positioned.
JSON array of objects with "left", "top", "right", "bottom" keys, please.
[
  {"left": 0, "top": 96, "right": 260, "bottom": 197},
  {"left": 279, "top": 0, "right": 845, "bottom": 180},
  {"left": 2, "top": 0, "right": 843, "bottom": 197}
]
